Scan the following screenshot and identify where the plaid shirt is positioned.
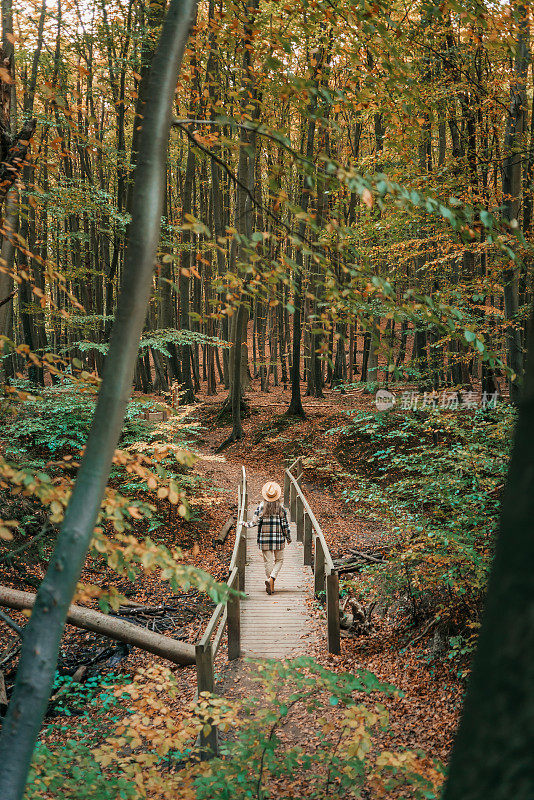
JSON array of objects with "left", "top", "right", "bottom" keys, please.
[{"left": 246, "top": 502, "right": 292, "bottom": 550}]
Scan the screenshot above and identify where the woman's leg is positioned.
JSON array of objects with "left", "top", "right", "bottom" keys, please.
[
  {"left": 262, "top": 549, "right": 274, "bottom": 579},
  {"left": 271, "top": 548, "right": 284, "bottom": 579}
]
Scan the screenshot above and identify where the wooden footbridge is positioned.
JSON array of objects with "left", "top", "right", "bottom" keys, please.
[{"left": 195, "top": 457, "right": 340, "bottom": 755}]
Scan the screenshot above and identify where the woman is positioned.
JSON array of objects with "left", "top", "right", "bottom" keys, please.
[{"left": 246, "top": 481, "right": 292, "bottom": 595}]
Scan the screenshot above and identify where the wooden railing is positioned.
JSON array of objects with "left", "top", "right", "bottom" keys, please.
[
  {"left": 284, "top": 457, "right": 341, "bottom": 655},
  {"left": 195, "top": 466, "right": 247, "bottom": 756}
]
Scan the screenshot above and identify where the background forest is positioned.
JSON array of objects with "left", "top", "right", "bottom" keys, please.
[{"left": 0, "top": 0, "right": 532, "bottom": 797}]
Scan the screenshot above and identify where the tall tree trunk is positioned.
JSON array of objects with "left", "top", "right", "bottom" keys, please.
[
  {"left": 223, "top": 0, "right": 259, "bottom": 443},
  {"left": 0, "top": 0, "right": 16, "bottom": 380},
  {"left": 287, "top": 48, "right": 328, "bottom": 416},
  {"left": 17, "top": 0, "right": 46, "bottom": 385}
]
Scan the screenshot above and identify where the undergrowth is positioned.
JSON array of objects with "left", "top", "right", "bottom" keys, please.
[
  {"left": 330, "top": 403, "right": 514, "bottom": 653},
  {"left": 30, "top": 659, "right": 442, "bottom": 800}
]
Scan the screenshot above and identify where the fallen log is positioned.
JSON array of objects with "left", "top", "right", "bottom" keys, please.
[
  {"left": 350, "top": 550, "right": 384, "bottom": 563},
  {"left": 213, "top": 516, "right": 235, "bottom": 546},
  {"left": 0, "top": 586, "right": 196, "bottom": 667},
  {"left": 334, "top": 552, "right": 385, "bottom": 574},
  {"left": 335, "top": 562, "right": 364, "bottom": 576}
]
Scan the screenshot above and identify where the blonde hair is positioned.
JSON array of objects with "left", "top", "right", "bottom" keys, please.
[{"left": 263, "top": 499, "right": 282, "bottom": 516}]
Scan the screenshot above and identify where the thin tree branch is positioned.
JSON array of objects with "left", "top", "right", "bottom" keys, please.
[
  {"left": 0, "top": 289, "right": 15, "bottom": 309},
  {"left": 0, "top": 610, "right": 23, "bottom": 638},
  {"left": 174, "top": 120, "right": 319, "bottom": 252}
]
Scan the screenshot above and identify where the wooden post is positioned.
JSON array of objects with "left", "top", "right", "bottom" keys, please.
[
  {"left": 326, "top": 570, "right": 341, "bottom": 655},
  {"left": 195, "top": 640, "right": 219, "bottom": 758},
  {"left": 314, "top": 540, "right": 325, "bottom": 595},
  {"left": 237, "top": 529, "right": 246, "bottom": 593},
  {"left": 290, "top": 481, "right": 297, "bottom": 521},
  {"left": 303, "top": 513, "right": 313, "bottom": 566},
  {"left": 244, "top": 485, "right": 249, "bottom": 521},
  {"left": 284, "top": 470, "right": 290, "bottom": 507},
  {"left": 227, "top": 576, "right": 241, "bottom": 661},
  {"left": 296, "top": 496, "right": 304, "bottom": 542},
  {"left": 296, "top": 456, "right": 303, "bottom": 485}
]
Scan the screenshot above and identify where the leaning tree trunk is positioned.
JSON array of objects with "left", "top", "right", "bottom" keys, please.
[
  {"left": 0, "top": 586, "right": 195, "bottom": 666},
  {"left": 0, "top": 3, "right": 196, "bottom": 797}
]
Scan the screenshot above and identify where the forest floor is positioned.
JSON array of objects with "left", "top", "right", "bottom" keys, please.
[{"left": 0, "top": 377, "right": 464, "bottom": 796}]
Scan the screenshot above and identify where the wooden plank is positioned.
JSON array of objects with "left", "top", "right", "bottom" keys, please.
[
  {"left": 290, "top": 481, "right": 297, "bottom": 521},
  {"left": 296, "top": 496, "right": 304, "bottom": 542},
  {"left": 212, "top": 609, "right": 228, "bottom": 658},
  {"left": 237, "top": 534, "right": 246, "bottom": 593},
  {"left": 195, "top": 640, "right": 218, "bottom": 760},
  {"left": 314, "top": 540, "right": 325, "bottom": 596},
  {"left": 284, "top": 470, "right": 290, "bottom": 507},
  {"left": 227, "top": 571, "right": 241, "bottom": 661}
]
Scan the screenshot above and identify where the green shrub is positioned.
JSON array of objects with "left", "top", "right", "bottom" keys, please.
[
  {"left": 334, "top": 403, "right": 514, "bottom": 631},
  {"left": 2, "top": 385, "right": 155, "bottom": 461},
  {"left": 26, "top": 740, "right": 136, "bottom": 800}
]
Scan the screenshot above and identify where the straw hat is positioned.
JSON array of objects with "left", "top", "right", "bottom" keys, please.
[{"left": 261, "top": 481, "right": 282, "bottom": 502}]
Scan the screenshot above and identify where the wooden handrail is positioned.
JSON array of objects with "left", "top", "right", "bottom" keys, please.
[
  {"left": 229, "top": 465, "right": 247, "bottom": 572},
  {"left": 195, "top": 469, "right": 246, "bottom": 759},
  {"left": 287, "top": 455, "right": 301, "bottom": 473},
  {"left": 285, "top": 460, "right": 340, "bottom": 655},
  {"left": 198, "top": 567, "right": 239, "bottom": 656},
  {"left": 285, "top": 467, "right": 335, "bottom": 572}
]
